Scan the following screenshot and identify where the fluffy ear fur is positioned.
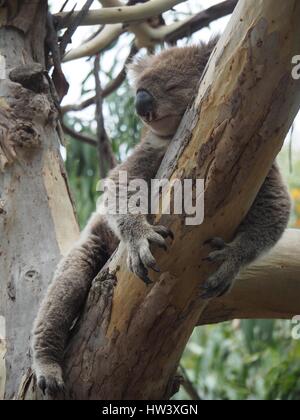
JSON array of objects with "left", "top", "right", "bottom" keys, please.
[
  {"left": 127, "top": 55, "right": 154, "bottom": 85},
  {"left": 127, "top": 36, "right": 219, "bottom": 86}
]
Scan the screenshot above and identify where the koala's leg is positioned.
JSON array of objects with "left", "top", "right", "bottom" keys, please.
[
  {"left": 201, "top": 162, "right": 291, "bottom": 299},
  {"left": 32, "top": 213, "right": 118, "bottom": 396}
]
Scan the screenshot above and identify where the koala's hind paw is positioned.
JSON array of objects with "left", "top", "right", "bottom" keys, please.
[
  {"left": 200, "top": 237, "right": 239, "bottom": 300},
  {"left": 127, "top": 224, "right": 174, "bottom": 285},
  {"left": 38, "top": 374, "right": 65, "bottom": 397},
  {"left": 35, "top": 361, "right": 65, "bottom": 397}
]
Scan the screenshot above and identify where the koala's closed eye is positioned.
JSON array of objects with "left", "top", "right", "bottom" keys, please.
[{"left": 165, "top": 83, "right": 180, "bottom": 92}]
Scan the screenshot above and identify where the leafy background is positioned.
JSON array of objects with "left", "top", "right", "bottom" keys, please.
[{"left": 58, "top": 0, "right": 300, "bottom": 400}]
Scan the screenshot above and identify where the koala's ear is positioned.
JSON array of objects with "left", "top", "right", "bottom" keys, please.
[{"left": 127, "top": 55, "right": 154, "bottom": 83}]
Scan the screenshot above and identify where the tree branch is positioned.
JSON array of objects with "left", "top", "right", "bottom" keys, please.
[
  {"left": 62, "top": 44, "right": 138, "bottom": 113},
  {"left": 99, "top": 0, "right": 125, "bottom": 6},
  {"left": 62, "top": 115, "right": 117, "bottom": 172},
  {"left": 179, "top": 365, "right": 203, "bottom": 401},
  {"left": 63, "top": 0, "right": 237, "bottom": 62},
  {"left": 56, "top": 0, "right": 186, "bottom": 27},
  {"left": 94, "top": 54, "right": 105, "bottom": 177},
  {"left": 59, "top": 0, "right": 95, "bottom": 57},
  {"left": 62, "top": 121, "right": 98, "bottom": 147},
  {"left": 63, "top": 23, "right": 124, "bottom": 62},
  {"left": 166, "top": 0, "right": 238, "bottom": 43}
]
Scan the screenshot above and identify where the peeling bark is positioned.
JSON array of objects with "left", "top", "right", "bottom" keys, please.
[
  {"left": 0, "top": 1, "right": 79, "bottom": 399},
  {"left": 0, "top": 77, "right": 47, "bottom": 172},
  {"left": 0, "top": 316, "right": 5, "bottom": 399}
]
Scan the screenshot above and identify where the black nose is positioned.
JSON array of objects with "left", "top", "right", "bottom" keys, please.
[{"left": 135, "top": 90, "right": 154, "bottom": 117}]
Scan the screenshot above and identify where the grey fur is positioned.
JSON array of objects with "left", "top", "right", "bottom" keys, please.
[
  {"left": 32, "top": 39, "right": 291, "bottom": 395},
  {"left": 201, "top": 162, "right": 291, "bottom": 299}
]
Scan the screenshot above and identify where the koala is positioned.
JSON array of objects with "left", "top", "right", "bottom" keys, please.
[{"left": 32, "top": 38, "right": 291, "bottom": 396}]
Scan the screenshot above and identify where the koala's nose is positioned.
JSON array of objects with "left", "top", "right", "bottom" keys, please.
[{"left": 135, "top": 90, "right": 155, "bottom": 117}]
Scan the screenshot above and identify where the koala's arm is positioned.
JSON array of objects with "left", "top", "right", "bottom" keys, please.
[
  {"left": 104, "top": 132, "right": 173, "bottom": 284},
  {"left": 201, "top": 162, "right": 291, "bottom": 299},
  {"left": 32, "top": 131, "right": 171, "bottom": 395},
  {"left": 32, "top": 213, "right": 118, "bottom": 395}
]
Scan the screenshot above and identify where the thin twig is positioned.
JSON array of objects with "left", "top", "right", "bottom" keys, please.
[
  {"left": 165, "top": 0, "right": 238, "bottom": 43},
  {"left": 62, "top": 121, "right": 98, "bottom": 147},
  {"left": 84, "top": 25, "right": 105, "bottom": 44},
  {"left": 61, "top": 68, "right": 126, "bottom": 113},
  {"left": 94, "top": 55, "right": 117, "bottom": 177},
  {"left": 179, "top": 365, "right": 203, "bottom": 401},
  {"left": 94, "top": 54, "right": 106, "bottom": 178},
  {"left": 61, "top": 44, "right": 138, "bottom": 114},
  {"left": 60, "top": 0, "right": 95, "bottom": 57},
  {"left": 289, "top": 123, "right": 294, "bottom": 174},
  {"left": 62, "top": 117, "right": 118, "bottom": 175},
  {"left": 59, "top": 0, "right": 71, "bottom": 13},
  {"left": 46, "top": 12, "right": 70, "bottom": 102}
]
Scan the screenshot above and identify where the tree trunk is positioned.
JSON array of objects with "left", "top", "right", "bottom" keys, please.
[
  {"left": 19, "top": 0, "right": 300, "bottom": 400},
  {"left": 0, "top": 1, "right": 79, "bottom": 399}
]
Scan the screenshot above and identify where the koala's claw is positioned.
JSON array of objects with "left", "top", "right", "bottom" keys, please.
[
  {"left": 37, "top": 374, "right": 65, "bottom": 397},
  {"left": 153, "top": 225, "right": 174, "bottom": 240},
  {"left": 38, "top": 376, "right": 47, "bottom": 395},
  {"left": 128, "top": 253, "right": 153, "bottom": 285},
  {"left": 127, "top": 224, "right": 174, "bottom": 285},
  {"left": 202, "top": 249, "right": 227, "bottom": 263},
  {"left": 35, "top": 361, "right": 65, "bottom": 398},
  {"left": 204, "top": 236, "right": 226, "bottom": 250},
  {"left": 200, "top": 237, "right": 239, "bottom": 300},
  {"left": 200, "top": 280, "right": 232, "bottom": 300}
]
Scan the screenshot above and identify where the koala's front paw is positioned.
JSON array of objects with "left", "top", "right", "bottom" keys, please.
[
  {"left": 127, "top": 224, "right": 174, "bottom": 285},
  {"left": 34, "top": 360, "right": 65, "bottom": 398},
  {"left": 200, "top": 237, "right": 240, "bottom": 300}
]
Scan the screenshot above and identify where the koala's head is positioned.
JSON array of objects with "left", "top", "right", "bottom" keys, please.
[{"left": 128, "top": 41, "right": 215, "bottom": 138}]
